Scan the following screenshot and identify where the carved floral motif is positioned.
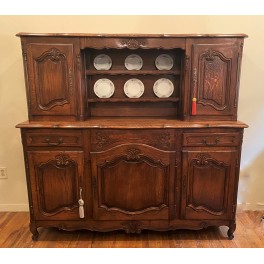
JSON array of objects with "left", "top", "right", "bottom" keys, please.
[
  {"left": 126, "top": 148, "right": 141, "bottom": 160},
  {"left": 55, "top": 154, "right": 71, "bottom": 167},
  {"left": 121, "top": 39, "right": 145, "bottom": 49},
  {"left": 205, "top": 49, "right": 215, "bottom": 61},
  {"left": 193, "top": 153, "right": 212, "bottom": 166},
  {"left": 96, "top": 132, "right": 110, "bottom": 148}
]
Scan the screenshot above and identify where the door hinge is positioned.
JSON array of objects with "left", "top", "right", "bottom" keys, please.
[{"left": 232, "top": 205, "right": 236, "bottom": 213}]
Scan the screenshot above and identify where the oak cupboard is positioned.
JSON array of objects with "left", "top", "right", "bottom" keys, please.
[{"left": 16, "top": 33, "right": 247, "bottom": 240}]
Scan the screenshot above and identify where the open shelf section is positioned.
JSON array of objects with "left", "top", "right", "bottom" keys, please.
[
  {"left": 87, "top": 98, "right": 180, "bottom": 103},
  {"left": 86, "top": 70, "right": 181, "bottom": 76}
]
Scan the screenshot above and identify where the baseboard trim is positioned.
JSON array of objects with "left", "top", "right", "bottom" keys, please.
[
  {"left": 237, "top": 203, "right": 264, "bottom": 211},
  {"left": 0, "top": 204, "right": 29, "bottom": 212}
]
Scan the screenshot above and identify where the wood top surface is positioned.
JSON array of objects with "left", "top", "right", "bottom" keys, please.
[
  {"left": 16, "top": 119, "right": 248, "bottom": 129},
  {"left": 16, "top": 32, "right": 248, "bottom": 38}
]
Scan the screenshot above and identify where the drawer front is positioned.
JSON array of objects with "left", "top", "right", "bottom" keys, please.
[
  {"left": 25, "top": 129, "right": 83, "bottom": 147},
  {"left": 91, "top": 129, "right": 175, "bottom": 151},
  {"left": 183, "top": 132, "right": 241, "bottom": 147}
]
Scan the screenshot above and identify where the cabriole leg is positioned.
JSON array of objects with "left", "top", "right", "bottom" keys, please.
[
  {"left": 30, "top": 222, "right": 39, "bottom": 241},
  {"left": 227, "top": 222, "right": 236, "bottom": 240}
]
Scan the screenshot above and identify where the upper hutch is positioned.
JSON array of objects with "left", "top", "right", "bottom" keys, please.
[{"left": 16, "top": 33, "right": 247, "bottom": 240}]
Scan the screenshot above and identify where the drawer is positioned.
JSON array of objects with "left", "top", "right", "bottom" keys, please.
[
  {"left": 183, "top": 132, "right": 241, "bottom": 147},
  {"left": 25, "top": 129, "right": 83, "bottom": 147},
  {"left": 91, "top": 129, "right": 174, "bottom": 151}
]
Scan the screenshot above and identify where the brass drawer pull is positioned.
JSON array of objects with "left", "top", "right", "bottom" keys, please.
[
  {"left": 45, "top": 137, "right": 63, "bottom": 146},
  {"left": 202, "top": 138, "right": 220, "bottom": 146}
]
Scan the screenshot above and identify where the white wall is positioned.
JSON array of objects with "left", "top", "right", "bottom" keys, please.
[{"left": 0, "top": 15, "right": 263, "bottom": 211}]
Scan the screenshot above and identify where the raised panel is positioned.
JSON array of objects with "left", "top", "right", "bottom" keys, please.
[
  {"left": 34, "top": 48, "right": 70, "bottom": 110},
  {"left": 91, "top": 144, "right": 175, "bottom": 220},
  {"left": 28, "top": 151, "right": 84, "bottom": 220},
  {"left": 91, "top": 129, "right": 174, "bottom": 151},
  {"left": 198, "top": 49, "right": 231, "bottom": 111},
  {"left": 182, "top": 150, "right": 237, "bottom": 220},
  {"left": 27, "top": 43, "right": 76, "bottom": 118},
  {"left": 191, "top": 42, "right": 239, "bottom": 119}
]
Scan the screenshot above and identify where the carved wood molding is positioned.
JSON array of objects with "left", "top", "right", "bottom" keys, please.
[
  {"left": 155, "top": 132, "right": 171, "bottom": 149},
  {"left": 122, "top": 221, "right": 142, "bottom": 234},
  {"left": 100, "top": 204, "right": 167, "bottom": 216},
  {"left": 76, "top": 53, "right": 81, "bottom": 71},
  {"left": 120, "top": 39, "right": 145, "bottom": 49},
  {"left": 192, "top": 153, "right": 228, "bottom": 167},
  {"left": 95, "top": 131, "right": 171, "bottom": 150},
  {"left": 95, "top": 132, "right": 111, "bottom": 148},
  {"left": 205, "top": 49, "right": 215, "bottom": 61},
  {"left": 35, "top": 48, "right": 66, "bottom": 63}
]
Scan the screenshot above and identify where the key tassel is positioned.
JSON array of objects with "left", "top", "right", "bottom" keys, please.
[
  {"left": 192, "top": 97, "right": 197, "bottom": 115},
  {"left": 78, "top": 199, "right": 84, "bottom": 218}
]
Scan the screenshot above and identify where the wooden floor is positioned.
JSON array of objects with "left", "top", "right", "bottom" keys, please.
[{"left": 0, "top": 211, "right": 263, "bottom": 248}]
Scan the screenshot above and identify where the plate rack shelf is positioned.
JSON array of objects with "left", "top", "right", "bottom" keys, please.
[{"left": 85, "top": 48, "right": 183, "bottom": 117}]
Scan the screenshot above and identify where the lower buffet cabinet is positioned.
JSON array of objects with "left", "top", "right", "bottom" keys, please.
[{"left": 21, "top": 127, "right": 243, "bottom": 240}]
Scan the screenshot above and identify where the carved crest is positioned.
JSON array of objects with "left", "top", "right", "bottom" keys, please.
[
  {"left": 193, "top": 153, "right": 211, "bottom": 166},
  {"left": 35, "top": 48, "right": 66, "bottom": 63},
  {"left": 126, "top": 148, "right": 141, "bottom": 160},
  {"left": 55, "top": 154, "right": 71, "bottom": 167},
  {"left": 121, "top": 39, "right": 145, "bottom": 49},
  {"left": 205, "top": 49, "right": 215, "bottom": 61}
]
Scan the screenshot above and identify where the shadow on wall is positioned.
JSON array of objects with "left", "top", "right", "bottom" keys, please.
[{"left": 238, "top": 149, "right": 264, "bottom": 210}]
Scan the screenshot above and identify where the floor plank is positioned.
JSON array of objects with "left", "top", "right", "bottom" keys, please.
[{"left": 0, "top": 211, "right": 263, "bottom": 248}]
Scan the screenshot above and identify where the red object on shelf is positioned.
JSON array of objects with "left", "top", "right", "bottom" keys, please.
[{"left": 192, "top": 97, "right": 197, "bottom": 115}]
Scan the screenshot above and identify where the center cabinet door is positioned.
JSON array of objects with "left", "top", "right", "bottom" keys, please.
[{"left": 91, "top": 144, "right": 175, "bottom": 220}]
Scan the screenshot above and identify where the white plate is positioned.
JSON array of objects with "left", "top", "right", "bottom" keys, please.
[
  {"left": 155, "top": 54, "right": 174, "bottom": 70},
  {"left": 153, "top": 78, "right": 174, "bottom": 98},
  {"left": 94, "top": 78, "right": 115, "bottom": 98},
  {"left": 93, "top": 54, "right": 112, "bottom": 70},
  {"left": 125, "top": 54, "right": 143, "bottom": 70},
  {"left": 124, "top": 79, "right": 144, "bottom": 98}
]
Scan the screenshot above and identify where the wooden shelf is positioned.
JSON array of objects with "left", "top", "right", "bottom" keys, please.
[
  {"left": 87, "top": 98, "right": 180, "bottom": 103},
  {"left": 86, "top": 70, "right": 181, "bottom": 76}
]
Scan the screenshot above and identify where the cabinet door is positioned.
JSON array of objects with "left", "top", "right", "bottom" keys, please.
[
  {"left": 27, "top": 151, "right": 84, "bottom": 220},
  {"left": 91, "top": 144, "right": 175, "bottom": 220},
  {"left": 189, "top": 40, "right": 240, "bottom": 119},
  {"left": 26, "top": 41, "right": 77, "bottom": 119},
  {"left": 182, "top": 150, "right": 237, "bottom": 220}
]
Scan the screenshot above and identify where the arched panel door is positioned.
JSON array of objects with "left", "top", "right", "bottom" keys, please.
[
  {"left": 187, "top": 38, "right": 243, "bottom": 120},
  {"left": 24, "top": 39, "right": 79, "bottom": 120},
  {"left": 27, "top": 151, "right": 84, "bottom": 220},
  {"left": 91, "top": 144, "right": 175, "bottom": 220},
  {"left": 181, "top": 150, "right": 237, "bottom": 220}
]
